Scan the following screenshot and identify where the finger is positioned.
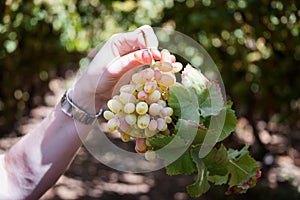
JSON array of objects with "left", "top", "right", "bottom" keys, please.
[
  {"left": 110, "top": 26, "right": 158, "bottom": 56},
  {"left": 136, "top": 25, "right": 159, "bottom": 49},
  {"left": 107, "top": 49, "right": 152, "bottom": 77}
]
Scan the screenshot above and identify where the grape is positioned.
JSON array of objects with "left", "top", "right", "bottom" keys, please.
[
  {"left": 132, "top": 72, "right": 145, "bottom": 84},
  {"left": 120, "top": 84, "right": 135, "bottom": 94},
  {"left": 143, "top": 68, "right": 154, "bottom": 81},
  {"left": 104, "top": 49, "right": 182, "bottom": 158},
  {"left": 120, "top": 131, "right": 131, "bottom": 142},
  {"left": 119, "top": 118, "right": 131, "bottom": 133},
  {"left": 172, "top": 62, "right": 183, "bottom": 73},
  {"left": 145, "top": 150, "right": 156, "bottom": 161},
  {"left": 135, "top": 138, "right": 147, "bottom": 153},
  {"left": 125, "top": 114, "right": 137, "bottom": 125},
  {"left": 107, "top": 99, "right": 123, "bottom": 113},
  {"left": 123, "top": 103, "right": 135, "bottom": 114},
  {"left": 107, "top": 118, "right": 120, "bottom": 132},
  {"left": 144, "top": 81, "right": 157, "bottom": 93},
  {"left": 157, "top": 99, "right": 167, "bottom": 107},
  {"left": 148, "top": 119, "right": 158, "bottom": 131},
  {"left": 160, "top": 107, "right": 174, "bottom": 117},
  {"left": 137, "top": 90, "right": 148, "bottom": 100},
  {"left": 144, "top": 127, "right": 157, "bottom": 137},
  {"left": 159, "top": 62, "right": 173, "bottom": 72},
  {"left": 147, "top": 90, "right": 161, "bottom": 104},
  {"left": 164, "top": 116, "right": 172, "bottom": 124},
  {"left": 157, "top": 72, "right": 175, "bottom": 87},
  {"left": 136, "top": 102, "right": 148, "bottom": 115},
  {"left": 149, "top": 103, "right": 163, "bottom": 116},
  {"left": 157, "top": 118, "right": 167, "bottom": 131},
  {"left": 137, "top": 114, "right": 150, "bottom": 129},
  {"left": 119, "top": 92, "right": 136, "bottom": 104},
  {"left": 103, "top": 110, "right": 115, "bottom": 120}
]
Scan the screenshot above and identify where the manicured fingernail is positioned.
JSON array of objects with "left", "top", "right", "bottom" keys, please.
[
  {"left": 142, "top": 50, "right": 152, "bottom": 63},
  {"left": 134, "top": 51, "right": 143, "bottom": 63},
  {"left": 150, "top": 48, "right": 161, "bottom": 60}
]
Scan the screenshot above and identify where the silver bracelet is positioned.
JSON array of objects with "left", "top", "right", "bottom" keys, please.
[{"left": 60, "top": 88, "right": 103, "bottom": 125}]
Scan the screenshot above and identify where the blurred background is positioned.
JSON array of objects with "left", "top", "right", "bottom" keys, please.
[{"left": 1, "top": 0, "right": 300, "bottom": 199}]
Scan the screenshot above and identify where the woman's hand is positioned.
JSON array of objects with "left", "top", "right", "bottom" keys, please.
[{"left": 71, "top": 25, "right": 160, "bottom": 114}]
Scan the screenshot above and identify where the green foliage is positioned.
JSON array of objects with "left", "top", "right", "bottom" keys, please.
[{"left": 1, "top": 0, "right": 299, "bottom": 135}]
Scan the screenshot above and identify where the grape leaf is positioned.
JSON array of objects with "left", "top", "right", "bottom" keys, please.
[
  {"left": 227, "top": 151, "right": 259, "bottom": 187},
  {"left": 147, "top": 135, "right": 176, "bottom": 150},
  {"left": 217, "top": 102, "right": 238, "bottom": 142},
  {"left": 166, "top": 150, "right": 196, "bottom": 175},
  {"left": 208, "top": 174, "right": 228, "bottom": 186},
  {"left": 167, "top": 84, "right": 200, "bottom": 120},
  {"left": 186, "top": 147, "right": 210, "bottom": 197},
  {"left": 203, "top": 144, "right": 228, "bottom": 176},
  {"left": 199, "top": 81, "right": 224, "bottom": 117}
]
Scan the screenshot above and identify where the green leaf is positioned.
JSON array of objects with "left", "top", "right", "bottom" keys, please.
[
  {"left": 168, "top": 84, "right": 200, "bottom": 120},
  {"left": 200, "top": 81, "right": 224, "bottom": 117},
  {"left": 208, "top": 174, "right": 228, "bottom": 185},
  {"left": 203, "top": 144, "right": 228, "bottom": 176},
  {"left": 186, "top": 147, "right": 210, "bottom": 197},
  {"left": 227, "top": 145, "right": 250, "bottom": 159},
  {"left": 227, "top": 151, "right": 259, "bottom": 187},
  {"left": 166, "top": 150, "right": 196, "bottom": 175},
  {"left": 218, "top": 102, "right": 238, "bottom": 142},
  {"left": 147, "top": 135, "right": 194, "bottom": 173},
  {"left": 147, "top": 135, "right": 176, "bottom": 150}
]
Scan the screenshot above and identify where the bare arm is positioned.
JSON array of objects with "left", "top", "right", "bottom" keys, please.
[{"left": 0, "top": 25, "right": 158, "bottom": 200}]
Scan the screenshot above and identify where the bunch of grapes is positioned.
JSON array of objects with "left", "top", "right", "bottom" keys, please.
[{"left": 103, "top": 49, "right": 183, "bottom": 161}]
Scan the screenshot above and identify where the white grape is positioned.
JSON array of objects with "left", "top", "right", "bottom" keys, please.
[
  {"left": 157, "top": 118, "right": 167, "bottom": 131},
  {"left": 136, "top": 101, "right": 148, "bottom": 115},
  {"left": 120, "top": 84, "right": 136, "bottom": 94},
  {"left": 107, "top": 99, "right": 123, "bottom": 113},
  {"left": 137, "top": 114, "right": 150, "bottom": 129},
  {"left": 120, "top": 131, "right": 131, "bottom": 142},
  {"left": 132, "top": 72, "right": 145, "bottom": 84},
  {"left": 137, "top": 90, "right": 148, "bottom": 100},
  {"left": 157, "top": 99, "right": 167, "bottom": 107},
  {"left": 147, "top": 90, "right": 161, "bottom": 104},
  {"left": 125, "top": 114, "right": 137, "bottom": 125},
  {"left": 164, "top": 116, "right": 172, "bottom": 124},
  {"left": 103, "top": 110, "right": 115, "bottom": 120},
  {"left": 149, "top": 103, "right": 163, "bottom": 116},
  {"left": 148, "top": 119, "right": 158, "bottom": 131},
  {"left": 123, "top": 103, "right": 135, "bottom": 114},
  {"left": 157, "top": 72, "right": 175, "bottom": 87},
  {"left": 107, "top": 118, "right": 120, "bottom": 132},
  {"left": 144, "top": 81, "right": 157, "bottom": 93},
  {"left": 145, "top": 150, "right": 156, "bottom": 161},
  {"left": 160, "top": 107, "right": 173, "bottom": 117},
  {"left": 119, "top": 92, "right": 136, "bottom": 104},
  {"left": 145, "top": 127, "right": 157, "bottom": 137},
  {"left": 159, "top": 61, "right": 173, "bottom": 72},
  {"left": 142, "top": 68, "right": 154, "bottom": 81}
]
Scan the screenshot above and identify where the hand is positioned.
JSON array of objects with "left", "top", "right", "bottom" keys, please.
[{"left": 70, "top": 25, "right": 160, "bottom": 113}]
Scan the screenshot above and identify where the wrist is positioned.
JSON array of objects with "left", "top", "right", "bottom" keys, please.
[{"left": 68, "top": 87, "right": 104, "bottom": 115}]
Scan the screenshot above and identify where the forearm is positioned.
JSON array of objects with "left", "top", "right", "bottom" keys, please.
[{"left": 2, "top": 102, "right": 95, "bottom": 199}]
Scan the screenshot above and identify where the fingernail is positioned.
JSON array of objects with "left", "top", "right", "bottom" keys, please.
[
  {"left": 142, "top": 50, "right": 152, "bottom": 64},
  {"left": 134, "top": 51, "right": 143, "bottom": 63},
  {"left": 150, "top": 48, "right": 161, "bottom": 60}
]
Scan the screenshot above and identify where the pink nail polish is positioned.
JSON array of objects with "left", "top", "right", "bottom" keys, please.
[
  {"left": 142, "top": 50, "right": 152, "bottom": 63},
  {"left": 150, "top": 48, "right": 161, "bottom": 60}
]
